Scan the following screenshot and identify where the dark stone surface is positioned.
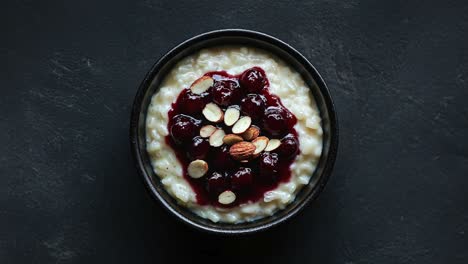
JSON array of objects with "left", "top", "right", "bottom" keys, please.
[{"left": 2, "top": 0, "right": 467, "bottom": 263}]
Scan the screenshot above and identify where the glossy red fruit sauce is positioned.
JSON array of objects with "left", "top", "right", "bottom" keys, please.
[{"left": 166, "top": 67, "right": 300, "bottom": 207}]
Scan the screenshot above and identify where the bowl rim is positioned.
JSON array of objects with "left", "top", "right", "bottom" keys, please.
[{"left": 130, "top": 29, "right": 339, "bottom": 235}]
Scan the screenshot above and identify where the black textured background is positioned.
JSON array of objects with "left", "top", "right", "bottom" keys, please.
[{"left": 2, "top": 0, "right": 468, "bottom": 263}]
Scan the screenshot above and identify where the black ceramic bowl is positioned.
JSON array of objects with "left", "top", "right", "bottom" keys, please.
[{"left": 130, "top": 29, "right": 338, "bottom": 234}]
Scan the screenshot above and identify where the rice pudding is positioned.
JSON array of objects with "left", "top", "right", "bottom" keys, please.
[{"left": 146, "top": 46, "right": 323, "bottom": 223}]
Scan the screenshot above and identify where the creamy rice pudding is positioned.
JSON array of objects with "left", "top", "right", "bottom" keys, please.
[{"left": 146, "top": 46, "right": 322, "bottom": 223}]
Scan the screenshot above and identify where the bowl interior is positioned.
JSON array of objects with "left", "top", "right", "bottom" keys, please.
[{"left": 130, "top": 30, "right": 338, "bottom": 234}]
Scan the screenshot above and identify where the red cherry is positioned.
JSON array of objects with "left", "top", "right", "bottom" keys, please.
[
  {"left": 240, "top": 67, "right": 266, "bottom": 93},
  {"left": 264, "top": 94, "right": 281, "bottom": 107},
  {"left": 231, "top": 167, "right": 253, "bottom": 191},
  {"left": 212, "top": 80, "right": 241, "bottom": 106},
  {"left": 210, "top": 145, "right": 236, "bottom": 170},
  {"left": 170, "top": 114, "right": 201, "bottom": 144},
  {"left": 188, "top": 136, "right": 210, "bottom": 160},
  {"left": 262, "top": 106, "right": 295, "bottom": 136},
  {"left": 277, "top": 134, "right": 299, "bottom": 159},
  {"left": 178, "top": 89, "right": 210, "bottom": 114},
  {"left": 259, "top": 152, "right": 279, "bottom": 182},
  {"left": 206, "top": 172, "right": 229, "bottom": 196},
  {"left": 240, "top": 94, "right": 266, "bottom": 119}
]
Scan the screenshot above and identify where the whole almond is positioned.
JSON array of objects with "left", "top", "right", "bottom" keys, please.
[
  {"left": 241, "top": 126, "right": 260, "bottom": 141},
  {"left": 229, "top": 141, "right": 256, "bottom": 161},
  {"left": 223, "top": 134, "right": 243, "bottom": 145},
  {"left": 252, "top": 136, "right": 269, "bottom": 154}
]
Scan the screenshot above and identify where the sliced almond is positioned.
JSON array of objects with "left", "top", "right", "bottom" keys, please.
[
  {"left": 223, "top": 134, "right": 243, "bottom": 145},
  {"left": 232, "top": 116, "right": 252, "bottom": 134},
  {"left": 200, "top": 125, "right": 216, "bottom": 138},
  {"left": 190, "top": 76, "right": 214, "bottom": 94},
  {"left": 224, "top": 107, "right": 240, "bottom": 126},
  {"left": 241, "top": 126, "right": 260, "bottom": 141},
  {"left": 218, "top": 190, "right": 236, "bottom": 205},
  {"left": 209, "top": 129, "right": 225, "bottom": 147},
  {"left": 202, "top": 103, "right": 224, "bottom": 123},
  {"left": 265, "top": 139, "right": 281, "bottom": 151},
  {"left": 187, "top": 160, "right": 208, "bottom": 178},
  {"left": 252, "top": 136, "right": 269, "bottom": 155},
  {"left": 229, "top": 141, "right": 256, "bottom": 160}
]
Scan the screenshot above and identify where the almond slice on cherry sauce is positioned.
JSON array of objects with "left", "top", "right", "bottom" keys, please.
[
  {"left": 265, "top": 139, "right": 281, "bottom": 151},
  {"left": 209, "top": 129, "right": 225, "bottom": 147},
  {"left": 224, "top": 107, "right": 240, "bottom": 126},
  {"left": 232, "top": 116, "right": 252, "bottom": 134},
  {"left": 252, "top": 136, "right": 269, "bottom": 155},
  {"left": 218, "top": 190, "right": 236, "bottom": 205},
  {"left": 187, "top": 160, "right": 208, "bottom": 178},
  {"left": 190, "top": 76, "right": 214, "bottom": 94},
  {"left": 200, "top": 125, "right": 217, "bottom": 138},
  {"left": 202, "top": 103, "right": 224, "bottom": 123}
]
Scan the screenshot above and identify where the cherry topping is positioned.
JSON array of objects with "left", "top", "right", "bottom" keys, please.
[
  {"left": 178, "top": 89, "right": 210, "bottom": 115},
  {"left": 277, "top": 134, "right": 299, "bottom": 159},
  {"left": 212, "top": 80, "right": 242, "bottom": 106},
  {"left": 264, "top": 94, "right": 282, "bottom": 107},
  {"left": 188, "top": 136, "right": 210, "bottom": 160},
  {"left": 206, "top": 172, "right": 229, "bottom": 196},
  {"left": 262, "top": 106, "right": 295, "bottom": 136},
  {"left": 210, "top": 145, "right": 236, "bottom": 170},
  {"left": 170, "top": 114, "right": 201, "bottom": 144},
  {"left": 240, "top": 67, "right": 266, "bottom": 93},
  {"left": 231, "top": 167, "right": 253, "bottom": 191},
  {"left": 165, "top": 67, "right": 301, "bottom": 206},
  {"left": 259, "top": 152, "right": 279, "bottom": 182},
  {"left": 240, "top": 94, "right": 266, "bottom": 119}
]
